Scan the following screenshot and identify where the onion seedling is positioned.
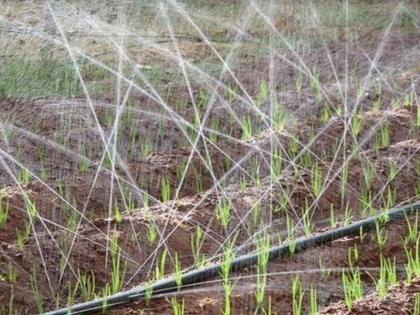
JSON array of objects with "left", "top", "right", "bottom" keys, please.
[
  {"left": 310, "top": 285, "right": 318, "bottom": 315},
  {"left": 310, "top": 162, "right": 322, "bottom": 198},
  {"left": 216, "top": 200, "right": 231, "bottom": 229},
  {"left": 78, "top": 271, "right": 96, "bottom": 301},
  {"left": 241, "top": 116, "right": 253, "bottom": 141},
  {"left": 170, "top": 298, "right": 185, "bottom": 315},
  {"left": 161, "top": 176, "right": 171, "bottom": 203},
  {"left": 292, "top": 276, "right": 304, "bottom": 315},
  {"left": 191, "top": 226, "right": 205, "bottom": 267},
  {"left": 0, "top": 191, "right": 8, "bottom": 226},
  {"left": 255, "top": 232, "right": 270, "bottom": 308},
  {"left": 342, "top": 268, "right": 363, "bottom": 310}
]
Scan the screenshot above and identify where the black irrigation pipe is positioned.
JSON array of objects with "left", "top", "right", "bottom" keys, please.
[{"left": 43, "top": 201, "right": 420, "bottom": 315}]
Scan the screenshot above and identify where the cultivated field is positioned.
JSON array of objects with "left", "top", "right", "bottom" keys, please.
[{"left": 0, "top": 1, "right": 419, "bottom": 314}]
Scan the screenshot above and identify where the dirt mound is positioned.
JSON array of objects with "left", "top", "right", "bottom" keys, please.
[{"left": 321, "top": 277, "right": 420, "bottom": 315}]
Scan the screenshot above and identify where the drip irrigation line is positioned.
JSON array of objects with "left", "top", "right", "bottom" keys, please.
[{"left": 43, "top": 201, "right": 420, "bottom": 315}]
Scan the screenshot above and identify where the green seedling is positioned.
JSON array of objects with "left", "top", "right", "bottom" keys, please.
[
  {"left": 343, "top": 202, "right": 353, "bottom": 226},
  {"left": 242, "top": 116, "right": 253, "bottom": 141},
  {"left": 114, "top": 206, "right": 123, "bottom": 224},
  {"left": 404, "top": 238, "right": 420, "bottom": 282},
  {"left": 287, "top": 215, "right": 297, "bottom": 254},
  {"left": 342, "top": 268, "right": 363, "bottom": 310},
  {"left": 351, "top": 115, "right": 362, "bottom": 137},
  {"left": 310, "top": 285, "right": 318, "bottom": 315},
  {"left": 302, "top": 199, "right": 314, "bottom": 236},
  {"left": 330, "top": 204, "right": 337, "bottom": 227},
  {"left": 376, "top": 122, "right": 390, "bottom": 150},
  {"left": 216, "top": 200, "right": 231, "bottom": 229},
  {"left": 347, "top": 246, "right": 359, "bottom": 270},
  {"left": 252, "top": 201, "right": 261, "bottom": 227},
  {"left": 288, "top": 136, "right": 299, "bottom": 159},
  {"left": 225, "top": 83, "right": 238, "bottom": 103},
  {"left": 375, "top": 255, "right": 397, "bottom": 299},
  {"left": 275, "top": 188, "right": 291, "bottom": 214},
  {"left": 209, "top": 118, "right": 220, "bottom": 144},
  {"left": 161, "top": 176, "right": 171, "bottom": 202},
  {"left": 220, "top": 242, "right": 235, "bottom": 315},
  {"left": 0, "top": 192, "right": 9, "bottom": 226},
  {"left": 295, "top": 72, "right": 303, "bottom": 92},
  {"left": 270, "top": 148, "right": 283, "bottom": 180},
  {"left": 310, "top": 68, "right": 323, "bottom": 103},
  {"left": 194, "top": 169, "right": 203, "bottom": 193},
  {"left": 155, "top": 249, "right": 168, "bottom": 280},
  {"left": 173, "top": 252, "right": 182, "bottom": 289},
  {"left": 273, "top": 102, "right": 286, "bottom": 131},
  {"left": 110, "top": 233, "right": 127, "bottom": 293},
  {"left": 251, "top": 157, "right": 261, "bottom": 186},
  {"left": 239, "top": 176, "right": 248, "bottom": 192},
  {"left": 360, "top": 190, "right": 374, "bottom": 216},
  {"left": 372, "top": 98, "right": 382, "bottom": 112},
  {"left": 191, "top": 226, "right": 205, "bottom": 267},
  {"left": 78, "top": 271, "right": 96, "bottom": 301},
  {"left": 30, "top": 266, "right": 43, "bottom": 314},
  {"left": 170, "top": 298, "right": 185, "bottom": 315},
  {"left": 414, "top": 293, "right": 420, "bottom": 315},
  {"left": 101, "top": 284, "right": 111, "bottom": 313},
  {"left": 147, "top": 222, "right": 157, "bottom": 246},
  {"left": 375, "top": 221, "right": 388, "bottom": 252},
  {"left": 256, "top": 80, "right": 269, "bottom": 107},
  {"left": 255, "top": 232, "right": 270, "bottom": 308},
  {"left": 292, "top": 276, "right": 304, "bottom": 315},
  {"left": 17, "top": 168, "right": 31, "bottom": 186},
  {"left": 404, "top": 213, "right": 418, "bottom": 246},
  {"left": 311, "top": 162, "right": 322, "bottom": 198},
  {"left": 320, "top": 106, "right": 332, "bottom": 124},
  {"left": 140, "top": 138, "right": 152, "bottom": 160},
  {"left": 341, "top": 164, "right": 349, "bottom": 200}
]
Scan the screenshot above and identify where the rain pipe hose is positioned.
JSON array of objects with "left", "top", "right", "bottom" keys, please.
[{"left": 43, "top": 201, "right": 420, "bottom": 315}]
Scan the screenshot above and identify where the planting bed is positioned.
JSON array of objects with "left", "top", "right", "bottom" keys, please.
[{"left": 0, "top": 1, "right": 419, "bottom": 314}]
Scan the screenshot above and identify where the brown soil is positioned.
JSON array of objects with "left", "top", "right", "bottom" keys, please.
[{"left": 0, "top": 1, "right": 419, "bottom": 315}]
